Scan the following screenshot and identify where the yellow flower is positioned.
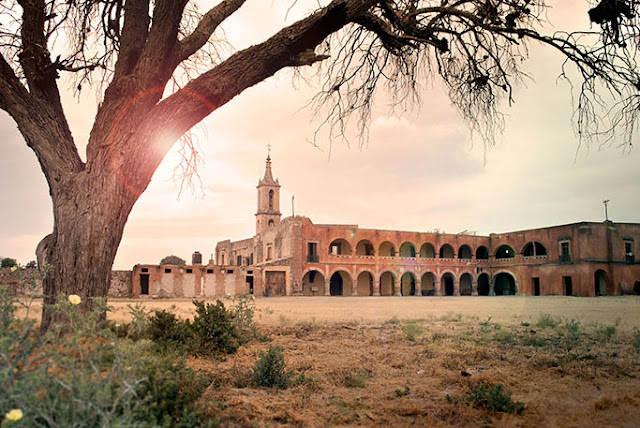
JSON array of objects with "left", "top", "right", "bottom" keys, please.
[
  {"left": 68, "top": 294, "right": 81, "bottom": 305},
  {"left": 5, "top": 409, "right": 23, "bottom": 421},
  {"left": 10, "top": 266, "right": 18, "bottom": 272}
]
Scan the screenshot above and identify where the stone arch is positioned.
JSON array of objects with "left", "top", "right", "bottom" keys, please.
[
  {"left": 355, "top": 239, "right": 375, "bottom": 256},
  {"left": 399, "top": 242, "right": 417, "bottom": 258},
  {"left": 400, "top": 271, "right": 417, "bottom": 296},
  {"left": 439, "top": 244, "right": 455, "bottom": 259},
  {"left": 594, "top": 269, "right": 610, "bottom": 296},
  {"left": 329, "top": 238, "right": 352, "bottom": 256},
  {"left": 420, "top": 243, "right": 435, "bottom": 258},
  {"left": 329, "top": 270, "right": 353, "bottom": 296},
  {"left": 302, "top": 270, "right": 325, "bottom": 296},
  {"left": 477, "top": 273, "right": 490, "bottom": 296},
  {"left": 356, "top": 270, "right": 375, "bottom": 296},
  {"left": 495, "top": 245, "right": 515, "bottom": 259},
  {"left": 476, "top": 246, "right": 489, "bottom": 260},
  {"left": 458, "top": 245, "right": 473, "bottom": 260},
  {"left": 379, "top": 271, "right": 396, "bottom": 296},
  {"left": 379, "top": 241, "right": 396, "bottom": 257},
  {"left": 421, "top": 272, "right": 437, "bottom": 296},
  {"left": 494, "top": 271, "right": 517, "bottom": 295},
  {"left": 522, "top": 241, "right": 548, "bottom": 257},
  {"left": 441, "top": 271, "right": 456, "bottom": 296},
  {"left": 459, "top": 272, "right": 473, "bottom": 295},
  {"left": 268, "top": 219, "right": 275, "bottom": 228}
]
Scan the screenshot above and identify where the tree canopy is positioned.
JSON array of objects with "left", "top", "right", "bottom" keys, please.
[{"left": 0, "top": 0, "right": 638, "bottom": 329}]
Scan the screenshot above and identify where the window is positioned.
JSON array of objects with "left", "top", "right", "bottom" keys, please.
[
  {"left": 307, "top": 242, "right": 319, "bottom": 262},
  {"left": 559, "top": 240, "right": 571, "bottom": 263},
  {"left": 186, "top": 269, "right": 193, "bottom": 274},
  {"left": 237, "top": 255, "right": 242, "bottom": 266},
  {"left": 624, "top": 240, "right": 634, "bottom": 263},
  {"left": 164, "top": 268, "right": 171, "bottom": 273},
  {"left": 267, "top": 246, "right": 273, "bottom": 261},
  {"left": 141, "top": 267, "right": 148, "bottom": 273},
  {"left": 227, "top": 269, "right": 233, "bottom": 274},
  {"left": 268, "top": 219, "right": 275, "bottom": 228},
  {"left": 268, "top": 189, "right": 274, "bottom": 210},
  {"left": 207, "top": 269, "right": 214, "bottom": 274}
]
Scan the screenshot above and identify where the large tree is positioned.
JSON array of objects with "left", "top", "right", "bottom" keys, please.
[{"left": 0, "top": 0, "right": 638, "bottom": 329}]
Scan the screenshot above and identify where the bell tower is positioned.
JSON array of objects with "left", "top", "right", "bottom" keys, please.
[{"left": 256, "top": 151, "right": 281, "bottom": 234}]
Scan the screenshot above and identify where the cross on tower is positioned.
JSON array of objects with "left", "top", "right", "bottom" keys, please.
[{"left": 266, "top": 143, "right": 271, "bottom": 159}]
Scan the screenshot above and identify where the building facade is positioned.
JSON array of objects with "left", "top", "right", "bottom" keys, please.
[{"left": 131, "top": 156, "right": 640, "bottom": 298}]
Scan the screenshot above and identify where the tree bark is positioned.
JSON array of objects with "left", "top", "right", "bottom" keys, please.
[{"left": 39, "top": 168, "right": 138, "bottom": 331}]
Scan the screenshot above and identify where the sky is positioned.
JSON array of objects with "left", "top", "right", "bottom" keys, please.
[{"left": 1, "top": 1, "right": 639, "bottom": 269}]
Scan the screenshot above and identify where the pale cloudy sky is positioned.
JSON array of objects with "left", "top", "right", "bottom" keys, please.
[{"left": 1, "top": 1, "right": 639, "bottom": 269}]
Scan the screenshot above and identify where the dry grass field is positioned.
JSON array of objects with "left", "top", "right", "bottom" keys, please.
[
  {"left": 104, "top": 296, "right": 640, "bottom": 427},
  {"left": 18, "top": 296, "right": 640, "bottom": 426}
]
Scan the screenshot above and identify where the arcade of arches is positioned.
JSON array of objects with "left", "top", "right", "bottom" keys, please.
[{"left": 301, "top": 269, "right": 517, "bottom": 296}]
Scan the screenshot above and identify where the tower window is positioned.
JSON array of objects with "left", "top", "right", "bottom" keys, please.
[
  {"left": 269, "top": 189, "right": 274, "bottom": 210},
  {"left": 268, "top": 219, "right": 275, "bottom": 227}
]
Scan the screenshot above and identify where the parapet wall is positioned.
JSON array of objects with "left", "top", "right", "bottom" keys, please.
[{"left": 0, "top": 267, "right": 132, "bottom": 297}]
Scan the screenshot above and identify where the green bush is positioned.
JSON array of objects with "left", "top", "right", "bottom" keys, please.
[
  {"left": 0, "top": 287, "right": 212, "bottom": 427},
  {"left": 447, "top": 383, "right": 526, "bottom": 415},
  {"left": 148, "top": 309, "right": 194, "bottom": 352},
  {"left": 192, "top": 300, "right": 241, "bottom": 355},
  {"left": 253, "top": 345, "right": 292, "bottom": 389},
  {"left": 536, "top": 313, "right": 560, "bottom": 329},
  {"left": 402, "top": 322, "right": 422, "bottom": 342}
]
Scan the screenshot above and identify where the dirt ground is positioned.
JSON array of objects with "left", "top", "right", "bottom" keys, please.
[
  {"left": 19, "top": 296, "right": 640, "bottom": 426},
  {"left": 104, "top": 295, "right": 640, "bottom": 330}
]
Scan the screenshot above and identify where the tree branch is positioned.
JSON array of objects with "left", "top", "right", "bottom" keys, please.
[
  {"left": 174, "top": 0, "right": 248, "bottom": 65},
  {"left": 113, "top": 0, "right": 150, "bottom": 78}
]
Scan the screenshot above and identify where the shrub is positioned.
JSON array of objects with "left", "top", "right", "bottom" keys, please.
[
  {"left": 447, "top": 383, "right": 526, "bottom": 415},
  {"left": 339, "top": 368, "right": 370, "bottom": 388},
  {"left": 536, "top": 313, "right": 560, "bottom": 329},
  {"left": 253, "top": 345, "right": 292, "bottom": 389},
  {"left": 402, "top": 322, "right": 422, "bottom": 342},
  {"left": 0, "top": 287, "right": 211, "bottom": 427},
  {"left": 633, "top": 329, "right": 640, "bottom": 350},
  {"left": 147, "top": 309, "right": 194, "bottom": 352},
  {"left": 192, "top": 300, "right": 241, "bottom": 355}
]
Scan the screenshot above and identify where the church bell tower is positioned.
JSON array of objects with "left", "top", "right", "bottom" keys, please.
[{"left": 256, "top": 152, "right": 281, "bottom": 234}]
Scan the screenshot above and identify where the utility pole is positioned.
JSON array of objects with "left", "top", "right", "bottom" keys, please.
[{"left": 603, "top": 199, "right": 610, "bottom": 221}]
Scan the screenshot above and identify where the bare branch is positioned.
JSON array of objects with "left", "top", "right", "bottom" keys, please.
[{"left": 174, "top": 0, "right": 248, "bottom": 65}]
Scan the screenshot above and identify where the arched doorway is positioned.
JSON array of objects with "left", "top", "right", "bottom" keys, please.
[
  {"left": 330, "top": 271, "right": 352, "bottom": 296},
  {"left": 302, "top": 270, "right": 325, "bottom": 296},
  {"left": 441, "top": 273, "right": 455, "bottom": 296},
  {"left": 476, "top": 246, "right": 489, "bottom": 260},
  {"left": 399, "top": 242, "right": 416, "bottom": 257},
  {"left": 458, "top": 245, "right": 473, "bottom": 260},
  {"left": 329, "top": 239, "right": 352, "bottom": 256},
  {"left": 401, "top": 272, "right": 416, "bottom": 296},
  {"left": 356, "top": 271, "right": 374, "bottom": 296},
  {"left": 439, "top": 244, "right": 454, "bottom": 259},
  {"left": 355, "top": 240, "right": 375, "bottom": 256},
  {"left": 460, "top": 273, "right": 473, "bottom": 295},
  {"left": 495, "top": 245, "right": 515, "bottom": 260},
  {"left": 494, "top": 272, "right": 517, "bottom": 295},
  {"left": 477, "top": 273, "right": 490, "bottom": 295},
  {"left": 421, "top": 272, "right": 436, "bottom": 296},
  {"left": 594, "top": 269, "right": 608, "bottom": 296},
  {"left": 379, "top": 241, "right": 396, "bottom": 257},
  {"left": 633, "top": 281, "right": 640, "bottom": 295},
  {"left": 379, "top": 271, "right": 395, "bottom": 296},
  {"left": 420, "top": 243, "right": 435, "bottom": 258}
]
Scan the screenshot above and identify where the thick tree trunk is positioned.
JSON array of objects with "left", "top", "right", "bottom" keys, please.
[{"left": 39, "top": 171, "right": 138, "bottom": 331}]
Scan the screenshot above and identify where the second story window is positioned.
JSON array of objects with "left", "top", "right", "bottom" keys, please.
[
  {"left": 307, "top": 242, "right": 319, "bottom": 262},
  {"left": 559, "top": 240, "right": 571, "bottom": 263},
  {"left": 625, "top": 240, "right": 634, "bottom": 263}
]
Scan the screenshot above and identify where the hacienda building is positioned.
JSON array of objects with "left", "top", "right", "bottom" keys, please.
[{"left": 131, "top": 155, "right": 640, "bottom": 298}]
